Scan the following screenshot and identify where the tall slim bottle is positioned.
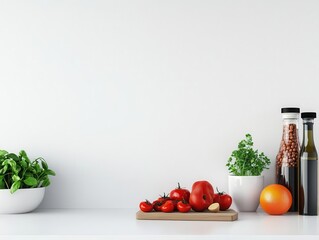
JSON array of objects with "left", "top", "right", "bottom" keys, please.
[
  {"left": 299, "top": 112, "right": 318, "bottom": 215},
  {"left": 276, "top": 108, "right": 300, "bottom": 211}
]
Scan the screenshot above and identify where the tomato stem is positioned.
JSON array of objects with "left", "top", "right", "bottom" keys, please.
[
  {"left": 159, "top": 193, "right": 169, "bottom": 199},
  {"left": 216, "top": 187, "right": 225, "bottom": 195}
]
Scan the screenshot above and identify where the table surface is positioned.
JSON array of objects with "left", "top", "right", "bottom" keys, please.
[{"left": 0, "top": 208, "right": 318, "bottom": 239}]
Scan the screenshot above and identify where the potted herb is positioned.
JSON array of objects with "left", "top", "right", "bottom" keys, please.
[
  {"left": 226, "top": 134, "right": 270, "bottom": 212},
  {"left": 0, "top": 149, "right": 56, "bottom": 214}
]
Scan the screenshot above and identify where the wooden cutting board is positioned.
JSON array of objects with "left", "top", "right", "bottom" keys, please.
[{"left": 136, "top": 209, "right": 238, "bottom": 221}]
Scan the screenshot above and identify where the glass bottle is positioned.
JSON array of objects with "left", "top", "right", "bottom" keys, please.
[
  {"left": 299, "top": 112, "right": 318, "bottom": 215},
  {"left": 276, "top": 107, "right": 300, "bottom": 212}
]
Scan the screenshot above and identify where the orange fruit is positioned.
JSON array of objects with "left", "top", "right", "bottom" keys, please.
[{"left": 260, "top": 184, "right": 292, "bottom": 215}]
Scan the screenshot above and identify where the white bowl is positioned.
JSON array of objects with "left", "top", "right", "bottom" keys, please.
[{"left": 0, "top": 188, "right": 45, "bottom": 214}]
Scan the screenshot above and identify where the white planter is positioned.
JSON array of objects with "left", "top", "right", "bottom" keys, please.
[
  {"left": 228, "top": 175, "right": 264, "bottom": 212},
  {"left": 0, "top": 188, "right": 45, "bottom": 214}
]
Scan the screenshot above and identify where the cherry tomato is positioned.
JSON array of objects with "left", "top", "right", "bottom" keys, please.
[
  {"left": 152, "top": 200, "right": 163, "bottom": 211},
  {"left": 161, "top": 200, "right": 175, "bottom": 213},
  {"left": 260, "top": 184, "right": 292, "bottom": 215},
  {"left": 157, "top": 193, "right": 170, "bottom": 202},
  {"left": 177, "top": 200, "right": 191, "bottom": 213},
  {"left": 152, "top": 193, "right": 171, "bottom": 211},
  {"left": 139, "top": 200, "right": 153, "bottom": 212},
  {"left": 213, "top": 188, "right": 232, "bottom": 211},
  {"left": 170, "top": 183, "right": 190, "bottom": 202},
  {"left": 171, "top": 200, "right": 179, "bottom": 210}
]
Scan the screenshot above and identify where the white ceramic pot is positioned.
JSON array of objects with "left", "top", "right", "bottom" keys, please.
[
  {"left": 228, "top": 175, "right": 264, "bottom": 212},
  {"left": 0, "top": 188, "right": 45, "bottom": 214}
]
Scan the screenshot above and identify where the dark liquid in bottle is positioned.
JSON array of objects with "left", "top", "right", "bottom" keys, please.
[
  {"left": 277, "top": 166, "right": 298, "bottom": 212},
  {"left": 299, "top": 159, "right": 318, "bottom": 215}
]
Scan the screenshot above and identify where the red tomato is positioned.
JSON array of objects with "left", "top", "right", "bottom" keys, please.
[
  {"left": 139, "top": 200, "right": 153, "bottom": 212},
  {"left": 152, "top": 200, "right": 163, "bottom": 211},
  {"left": 161, "top": 200, "right": 174, "bottom": 213},
  {"left": 172, "top": 200, "right": 179, "bottom": 211},
  {"left": 169, "top": 183, "right": 190, "bottom": 202},
  {"left": 152, "top": 193, "right": 170, "bottom": 211},
  {"left": 152, "top": 193, "right": 170, "bottom": 212},
  {"left": 189, "top": 180, "right": 215, "bottom": 212},
  {"left": 213, "top": 188, "right": 232, "bottom": 211},
  {"left": 177, "top": 200, "right": 191, "bottom": 213},
  {"left": 157, "top": 193, "right": 170, "bottom": 202}
]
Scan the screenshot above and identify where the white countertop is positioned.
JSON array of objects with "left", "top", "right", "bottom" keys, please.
[{"left": 0, "top": 209, "right": 318, "bottom": 240}]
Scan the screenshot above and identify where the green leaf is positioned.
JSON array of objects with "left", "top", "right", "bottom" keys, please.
[
  {"left": 5, "top": 153, "right": 20, "bottom": 162},
  {"left": 41, "top": 161, "right": 48, "bottom": 170},
  {"left": 7, "top": 159, "right": 17, "bottom": 168},
  {"left": 12, "top": 175, "right": 20, "bottom": 182},
  {"left": 2, "top": 159, "right": 9, "bottom": 166},
  {"left": 10, "top": 180, "right": 21, "bottom": 193},
  {"left": 0, "top": 178, "right": 5, "bottom": 189},
  {"left": 41, "top": 177, "right": 50, "bottom": 187},
  {"left": 24, "top": 171, "right": 34, "bottom": 177},
  {"left": 23, "top": 177, "right": 38, "bottom": 186},
  {"left": 20, "top": 160, "right": 28, "bottom": 168},
  {"left": 0, "top": 150, "right": 8, "bottom": 157},
  {"left": 46, "top": 169, "right": 56, "bottom": 176},
  {"left": 15, "top": 165, "right": 21, "bottom": 173},
  {"left": 0, "top": 165, "right": 8, "bottom": 174},
  {"left": 34, "top": 163, "right": 41, "bottom": 173},
  {"left": 29, "top": 167, "right": 37, "bottom": 174},
  {"left": 19, "top": 150, "right": 31, "bottom": 163},
  {"left": 8, "top": 159, "right": 20, "bottom": 173}
]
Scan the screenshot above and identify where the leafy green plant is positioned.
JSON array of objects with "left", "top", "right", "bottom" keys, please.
[
  {"left": 0, "top": 149, "right": 56, "bottom": 193},
  {"left": 226, "top": 134, "right": 270, "bottom": 176}
]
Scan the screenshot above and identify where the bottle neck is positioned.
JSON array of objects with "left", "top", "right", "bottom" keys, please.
[
  {"left": 302, "top": 119, "right": 315, "bottom": 147},
  {"left": 282, "top": 118, "right": 298, "bottom": 126},
  {"left": 282, "top": 118, "right": 299, "bottom": 140}
]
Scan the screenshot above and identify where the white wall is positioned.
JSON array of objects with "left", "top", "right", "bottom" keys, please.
[{"left": 0, "top": 0, "right": 318, "bottom": 208}]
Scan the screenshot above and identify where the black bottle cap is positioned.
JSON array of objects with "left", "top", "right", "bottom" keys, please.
[
  {"left": 301, "top": 112, "right": 316, "bottom": 119},
  {"left": 281, "top": 108, "right": 300, "bottom": 113}
]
